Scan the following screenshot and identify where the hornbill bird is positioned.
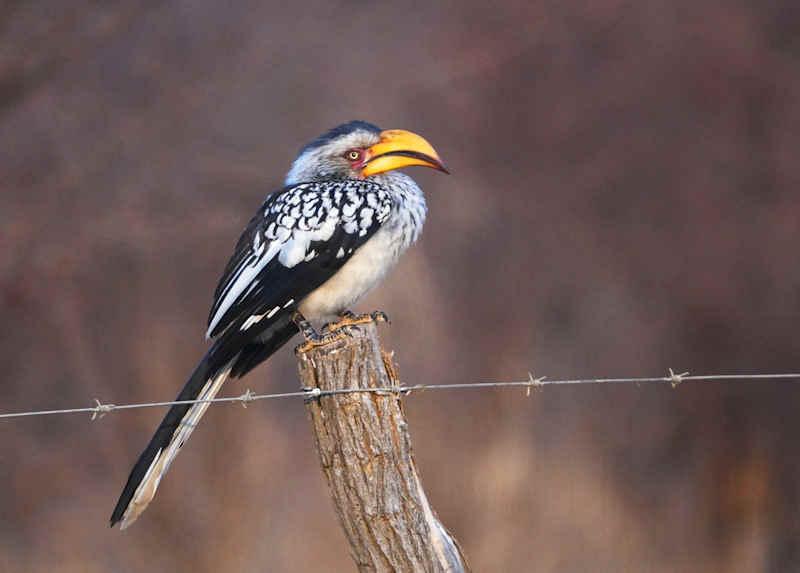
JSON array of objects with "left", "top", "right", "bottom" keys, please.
[{"left": 110, "top": 121, "right": 447, "bottom": 529}]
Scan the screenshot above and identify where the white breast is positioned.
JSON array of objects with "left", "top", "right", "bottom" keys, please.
[
  {"left": 298, "top": 172, "right": 427, "bottom": 321},
  {"left": 298, "top": 227, "right": 400, "bottom": 320}
]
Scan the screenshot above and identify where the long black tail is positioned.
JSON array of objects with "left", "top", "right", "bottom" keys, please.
[{"left": 110, "top": 315, "right": 298, "bottom": 529}]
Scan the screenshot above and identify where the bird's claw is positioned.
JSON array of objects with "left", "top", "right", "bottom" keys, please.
[
  {"left": 294, "top": 310, "right": 389, "bottom": 353},
  {"left": 335, "top": 309, "right": 388, "bottom": 323},
  {"left": 294, "top": 312, "right": 347, "bottom": 353},
  {"left": 371, "top": 310, "right": 390, "bottom": 324},
  {"left": 328, "top": 310, "right": 390, "bottom": 332},
  {"left": 337, "top": 310, "right": 358, "bottom": 321}
]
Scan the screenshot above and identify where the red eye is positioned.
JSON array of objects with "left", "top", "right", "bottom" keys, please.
[{"left": 346, "top": 149, "right": 362, "bottom": 162}]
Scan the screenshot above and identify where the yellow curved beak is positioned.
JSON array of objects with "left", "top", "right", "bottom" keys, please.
[{"left": 361, "top": 129, "right": 448, "bottom": 177}]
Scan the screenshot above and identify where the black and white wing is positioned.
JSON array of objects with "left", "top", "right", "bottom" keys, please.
[
  {"left": 111, "top": 180, "right": 394, "bottom": 529},
  {"left": 206, "top": 179, "right": 393, "bottom": 339}
]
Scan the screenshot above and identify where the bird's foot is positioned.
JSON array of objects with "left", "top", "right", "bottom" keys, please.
[
  {"left": 293, "top": 311, "right": 348, "bottom": 352},
  {"left": 327, "top": 310, "right": 390, "bottom": 333},
  {"left": 294, "top": 311, "right": 389, "bottom": 353}
]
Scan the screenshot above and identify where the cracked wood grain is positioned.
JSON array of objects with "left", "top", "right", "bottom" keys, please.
[{"left": 296, "top": 318, "right": 468, "bottom": 573}]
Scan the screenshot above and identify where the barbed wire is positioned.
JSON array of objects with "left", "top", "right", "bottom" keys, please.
[{"left": 1, "top": 370, "right": 799, "bottom": 421}]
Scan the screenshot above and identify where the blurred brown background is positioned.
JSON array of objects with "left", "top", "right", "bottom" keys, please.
[{"left": 1, "top": 1, "right": 799, "bottom": 571}]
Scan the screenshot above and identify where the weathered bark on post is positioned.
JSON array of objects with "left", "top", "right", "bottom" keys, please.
[{"left": 295, "top": 317, "right": 468, "bottom": 573}]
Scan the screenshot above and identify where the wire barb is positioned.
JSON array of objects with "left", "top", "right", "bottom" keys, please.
[
  {"left": 667, "top": 368, "right": 690, "bottom": 389},
  {"left": 238, "top": 389, "right": 256, "bottom": 408},
  {"left": 525, "top": 372, "right": 546, "bottom": 396},
  {"left": 90, "top": 399, "right": 116, "bottom": 421}
]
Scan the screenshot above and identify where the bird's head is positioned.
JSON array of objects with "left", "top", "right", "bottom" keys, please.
[{"left": 285, "top": 120, "right": 448, "bottom": 185}]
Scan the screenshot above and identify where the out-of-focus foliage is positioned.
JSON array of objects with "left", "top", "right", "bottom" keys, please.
[{"left": 1, "top": 1, "right": 799, "bottom": 571}]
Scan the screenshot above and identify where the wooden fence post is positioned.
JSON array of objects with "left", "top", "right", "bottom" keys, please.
[{"left": 295, "top": 316, "right": 469, "bottom": 573}]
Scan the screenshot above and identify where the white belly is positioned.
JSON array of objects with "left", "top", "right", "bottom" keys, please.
[{"left": 298, "top": 228, "right": 400, "bottom": 320}]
